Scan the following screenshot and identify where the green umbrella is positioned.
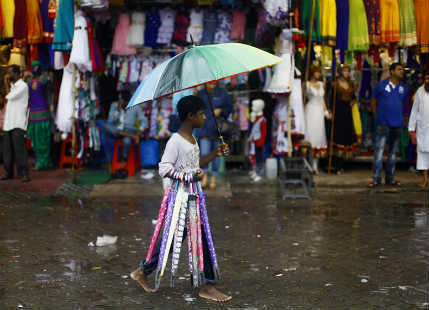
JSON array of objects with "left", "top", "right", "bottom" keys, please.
[{"left": 127, "top": 43, "right": 282, "bottom": 139}]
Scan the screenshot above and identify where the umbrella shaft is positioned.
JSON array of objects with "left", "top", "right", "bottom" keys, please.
[{"left": 205, "top": 84, "right": 224, "bottom": 143}]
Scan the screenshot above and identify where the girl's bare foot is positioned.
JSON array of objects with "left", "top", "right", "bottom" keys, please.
[
  {"left": 130, "top": 268, "right": 156, "bottom": 293},
  {"left": 198, "top": 284, "right": 232, "bottom": 302}
]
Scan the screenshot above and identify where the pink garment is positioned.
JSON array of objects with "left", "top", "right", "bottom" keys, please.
[
  {"left": 111, "top": 13, "right": 137, "bottom": 56},
  {"left": 230, "top": 10, "right": 246, "bottom": 41}
]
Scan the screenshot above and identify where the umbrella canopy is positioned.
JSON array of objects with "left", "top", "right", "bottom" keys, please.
[{"left": 127, "top": 43, "right": 282, "bottom": 109}]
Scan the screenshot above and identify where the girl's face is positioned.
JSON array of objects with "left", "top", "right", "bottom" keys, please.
[{"left": 191, "top": 110, "right": 207, "bottom": 128}]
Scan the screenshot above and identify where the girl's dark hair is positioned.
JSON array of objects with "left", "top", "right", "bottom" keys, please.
[{"left": 177, "top": 95, "right": 206, "bottom": 122}]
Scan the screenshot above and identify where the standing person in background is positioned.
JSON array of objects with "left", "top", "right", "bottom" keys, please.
[
  {"left": 196, "top": 82, "right": 232, "bottom": 189},
  {"left": 368, "top": 63, "right": 408, "bottom": 188},
  {"left": 26, "top": 61, "right": 53, "bottom": 170},
  {"left": 1, "top": 65, "right": 30, "bottom": 182},
  {"left": 409, "top": 72, "right": 429, "bottom": 188}
]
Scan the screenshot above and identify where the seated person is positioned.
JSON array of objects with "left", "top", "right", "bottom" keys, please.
[{"left": 104, "top": 89, "right": 146, "bottom": 168}]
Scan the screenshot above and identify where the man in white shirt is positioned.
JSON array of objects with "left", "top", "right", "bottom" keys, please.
[{"left": 1, "top": 65, "right": 30, "bottom": 182}]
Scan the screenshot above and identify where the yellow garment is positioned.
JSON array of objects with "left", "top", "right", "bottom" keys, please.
[
  {"left": 26, "top": 0, "right": 43, "bottom": 44},
  {"left": 352, "top": 102, "right": 362, "bottom": 141},
  {"left": 319, "top": 0, "right": 337, "bottom": 46},
  {"left": 379, "top": 0, "right": 400, "bottom": 43},
  {"left": 0, "top": 0, "right": 14, "bottom": 38}
]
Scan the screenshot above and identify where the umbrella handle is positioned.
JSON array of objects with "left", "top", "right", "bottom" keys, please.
[{"left": 204, "top": 84, "right": 224, "bottom": 144}]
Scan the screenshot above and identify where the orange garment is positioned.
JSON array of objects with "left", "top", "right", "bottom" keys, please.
[
  {"left": 414, "top": 0, "right": 429, "bottom": 53},
  {"left": 379, "top": 0, "right": 400, "bottom": 42},
  {"left": 26, "top": 0, "right": 43, "bottom": 44}
]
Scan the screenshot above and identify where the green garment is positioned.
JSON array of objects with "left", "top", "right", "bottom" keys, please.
[
  {"left": 27, "top": 120, "right": 52, "bottom": 169},
  {"left": 303, "top": 0, "right": 321, "bottom": 43},
  {"left": 348, "top": 0, "right": 369, "bottom": 51}
]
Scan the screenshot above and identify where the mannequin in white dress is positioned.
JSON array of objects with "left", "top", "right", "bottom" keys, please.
[{"left": 304, "top": 65, "right": 331, "bottom": 174}]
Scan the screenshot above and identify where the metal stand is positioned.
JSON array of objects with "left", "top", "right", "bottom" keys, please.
[{"left": 279, "top": 157, "right": 313, "bottom": 200}]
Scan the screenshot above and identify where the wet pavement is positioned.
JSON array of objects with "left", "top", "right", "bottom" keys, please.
[{"left": 1, "top": 172, "right": 429, "bottom": 310}]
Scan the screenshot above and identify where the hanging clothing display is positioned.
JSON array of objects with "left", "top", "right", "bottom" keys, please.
[
  {"left": 14, "top": 0, "right": 28, "bottom": 46},
  {"left": 200, "top": 9, "right": 217, "bottom": 44},
  {"left": 87, "top": 20, "right": 105, "bottom": 73},
  {"left": 304, "top": 81, "right": 327, "bottom": 158},
  {"left": 40, "top": 0, "right": 54, "bottom": 43},
  {"left": 0, "top": 0, "right": 14, "bottom": 38},
  {"left": 187, "top": 9, "right": 204, "bottom": 44},
  {"left": 379, "top": 0, "right": 400, "bottom": 43},
  {"left": 230, "top": 9, "right": 246, "bottom": 41},
  {"left": 56, "top": 64, "right": 76, "bottom": 134},
  {"left": 414, "top": 0, "right": 429, "bottom": 53},
  {"left": 145, "top": 9, "right": 161, "bottom": 47},
  {"left": 157, "top": 8, "right": 176, "bottom": 45},
  {"left": 266, "top": 29, "right": 294, "bottom": 94},
  {"left": 264, "top": 0, "right": 289, "bottom": 19},
  {"left": 398, "top": 0, "right": 417, "bottom": 47},
  {"left": 126, "top": 12, "right": 145, "bottom": 47},
  {"left": 69, "top": 10, "right": 91, "bottom": 72},
  {"left": 348, "top": 0, "right": 369, "bottom": 51},
  {"left": 172, "top": 10, "right": 190, "bottom": 46},
  {"left": 319, "top": 0, "right": 336, "bottom": 46},
  {"left": 272, "top": 99, "right": 290, "bottom": 155},
  {"left": 25, "top": 0, "right": 43, "bottom": 44},
  {"left": 289, "top": 76, "right": 306, "bottom": 137},
  {"left": 363, "top": 0, "right": 380, "bottom": 45},
  {"left": 214, "top": 10, "right": 232, "bottom": 43},
  {"left": 111, "top": 13, "right": 137, "bottom": 56},
  {"left": 303, "top": 0, "right": 321, "bottom": 42},
  {"left": 52, "top": 0, "right": 74, "bottom": 51},
  {"left": 336, "top": 0, "right": 349, "bottom": 53}
]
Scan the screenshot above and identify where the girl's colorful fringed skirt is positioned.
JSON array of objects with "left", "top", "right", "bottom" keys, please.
[{"left": 145, "top": 180, "right": 220, "bottom": 289}]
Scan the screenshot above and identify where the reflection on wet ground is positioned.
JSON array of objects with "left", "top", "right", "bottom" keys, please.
[{"left": 0, "top": 182, "right": 428, "bottom": 310}]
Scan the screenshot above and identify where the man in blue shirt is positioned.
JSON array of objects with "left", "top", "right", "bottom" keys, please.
[
  {"left": 104, "top": 89, "right": 147, "bottom": 168},
  {"left": 196, "top": 82, "right": 233, "bottom": 189},
  {"left": 369, "top": 63, "right": 408, "bottom": 187}
]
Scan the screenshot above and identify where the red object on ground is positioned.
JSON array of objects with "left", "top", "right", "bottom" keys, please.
[
  {"left": 59, "top": 135, "right": 81, "bottom": 168},
  {"left": 111, "top": 139, "right": 141, "bottom": 177}
]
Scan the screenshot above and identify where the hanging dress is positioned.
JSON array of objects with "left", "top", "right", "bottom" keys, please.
[
  {"left": 0, "top": 0, "right": 14, "bottom": 38},
  {"left": 304, "top": 81, "right": 327, "bottom": 158},
  {"left": 157, "top": 8, "right": 176, "bottom": 45},
  {"left": 201, "top": 9, "right": 218, "bottom": 45},
  {"left": 25, "top": 0, "right": 43, "bottom": 44},
  {"left": 336, "top": 0, "right": 349, "bottom": 54},
  {"left": 145, "top": 9, "right": 161, "bottom": 48},
  {"left": 266, "top": 29, "right": 294, "bottom": 94},
  {"left": 69, "top": 11, "right": 91, "bottom": 72},
  {"left": 56, "top": 64, "right": 76, "bottom": 134},
  {"left": 415, "top": 0, "right": 429, "bottom": 53},
  {"left": 348, "top": 0, "right": 369, "bottom": 51},
  {"left": 40, "top": 0, "right": 54, "bottom": 43},
  {"left": 230, "top": 9, "right": 246, "bottom": 41},
  {"left": 27, "top": 78, "right": 52, "bottom": 169},
  {"left": 303, "top": 0, "right": 321, "bottom": 43},
  {"left": 126, "top": 12, "right": 145, "bottom": 47},
  {"left": 319, "top": 0, "right": 337, "bottom": 46},
  {"left": 187, "top": 9, "right": 204, "bottom": 44},
  {"left": 332, "top": 80, "right": 359, "bottom": 159},
  {"left": 214, "top": 10, "right": 232, "bottom": 43},
  {"left": 14, "top": 0, "right": 28, "bottom": 47},
  {"left": 111, "top": 13, "right": 137, "bottom": 56},
  {"left": 172, "top": 10, "right": 190, "bottom": 46},
  {"left": 289, "top": 75, "right": 306, "bottom": 137},
  {"left": 52, "top": 0, "right": 74, "bottom": 51},
  {"left": 398, "top": 0, "right": 417, "bottom": 47},
  {"left": 379, "top": 0, "right": 400, "bottom": 43},
  {"left": 363, "top": 0, "right": 381, "bottom": 45}
]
